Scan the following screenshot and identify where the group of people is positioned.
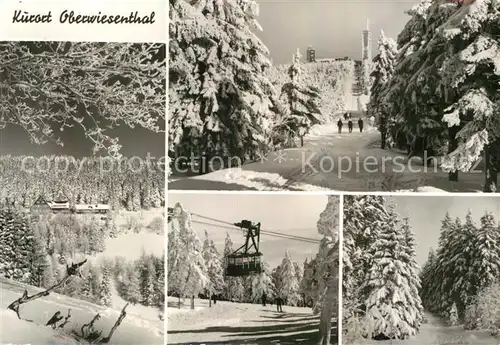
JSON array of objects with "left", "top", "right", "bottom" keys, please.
[
  {"left": 338, "top": 112, "right": 364, "bottom": 133},
  {"left": 261, "top": 292, "right": 285, "bottom": 312}
]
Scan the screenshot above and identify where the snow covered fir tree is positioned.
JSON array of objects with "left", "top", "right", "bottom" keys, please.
[
  {"left": 373, "top": 0, "right": 500, "bottom": 191},
  {"left": 167, "top": 195, "right": 341, "bottom": 344},
  {"left": 343, "top": 195, "right": 424, "bottom": 341},
  {"left": 343, "top": 195, "right": 500, "bottom": 344}
]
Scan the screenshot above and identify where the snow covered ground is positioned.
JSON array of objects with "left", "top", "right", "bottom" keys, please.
[
  {"left": 362, "top": 313, "right": 498, "bottom": 345},
  {"left": 167, "top": 297, "right": 323, "bottom": 344},
  {"left": 169, "top": 122, "right": 483, "bottom": 192},
  {"left": 1, "top": 209, "right": 165, "bottom": 345},
  {"left": 0, "top": 278, "right": 164, "bottom": 345}
]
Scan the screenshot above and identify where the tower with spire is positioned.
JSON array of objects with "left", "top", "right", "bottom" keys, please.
[{"left": 361, "top": 18, "right": 372, "bottom": 95}]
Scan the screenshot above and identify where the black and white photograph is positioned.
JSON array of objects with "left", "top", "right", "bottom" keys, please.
[
  {"left": 169, "top": 0, "right": 499, "bottom": 193},
  {"left": 342, "top": 194, "right": 500, "bottom": 344},
  {"left": 166, "top": 193, "right": 340, "bottom": 344},
  {"left": 0, "top": 41, "right": 166, "bottom": 344}
]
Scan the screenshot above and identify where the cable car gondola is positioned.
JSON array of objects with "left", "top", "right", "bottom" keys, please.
[{"left": 225, "top": 220, "right": 263, "bottom": 277}]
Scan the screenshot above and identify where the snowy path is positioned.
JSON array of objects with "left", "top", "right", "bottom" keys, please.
[
  {"left": 364, "top": 313, "right": 498, "bottom": 345},
  {"left": 169, "top": 123, "right": 483, "bottom": 192},
  {"left": 167, "top": 297, "right": 323, "bottom": 344},
  {"left": 1, "top": 278, "right": 163, "bottom": 345}
]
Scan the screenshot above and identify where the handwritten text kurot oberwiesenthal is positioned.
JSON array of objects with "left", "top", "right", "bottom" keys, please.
[{"left": 12, "top": 10, "right": 156, "bottom": 24}]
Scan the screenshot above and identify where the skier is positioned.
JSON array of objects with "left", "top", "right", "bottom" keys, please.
[
  {"left": 276, "top": 295, "right": 283, "bottom": 312},
  {"left": 343, "top": 112, "right": 348, "bottom": 120},
  {"left": 348, "top": 119, "right": 353, "bottom": 133},
  {"left": 46, "top": 311, "right": 63, "bottom": 329},
  {"left": 262, "top": 292, "right": 267, "bottom": 307},
  {"left": 358, "top": 118, "right": 364, "bottom": 133},
  {"left": 337, "top": 119, "right": 343, "bottom": 134}
]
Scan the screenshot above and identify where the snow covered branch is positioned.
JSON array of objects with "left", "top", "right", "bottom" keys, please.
[{"left": 7, "top": 259, "right": 87, "bottom": 319}]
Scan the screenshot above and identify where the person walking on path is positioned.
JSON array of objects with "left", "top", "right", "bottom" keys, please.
[
  {"left": 348, "top": 119, "right": 353, "bottom": 133},
  {"left": 358, "top": 118, "right": 364, "bottom": 133},
  {"left": 337, "top": 119, "right": 343, "bottom": 134},
  {"left": 276, "top": 295, "right": 283, "bottom": 312},
  {"left": 262, "top": 292, "right": 267, "bottom": 307}
]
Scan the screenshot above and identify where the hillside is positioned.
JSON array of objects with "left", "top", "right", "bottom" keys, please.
[
  {"left": 1, "top": 278, "right": 163, "bottom": 345},
  {"left": 1, "top": 207, "right": 165, "bottom": 344}
]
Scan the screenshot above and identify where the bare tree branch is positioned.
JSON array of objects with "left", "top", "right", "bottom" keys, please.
[{"left": 7, "top": 259, "right": 87, "bottom": 319}]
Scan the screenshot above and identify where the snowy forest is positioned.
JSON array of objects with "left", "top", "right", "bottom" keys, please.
[
  {"left": 169, "top": 0, "right": 354, "bottom": 172},
  {"left": 167, "top": 196, "right": 340, "bottom": 344},
  {"left": 343, "top": 195, "right": 500, "bottom": 344},
  {"left": 0, "top": 155, "right": 165, "bottom": 211},
  {"left": 367, "top": 0, "right": 500, "bottom": 192},
  {"left": 420, "top": 210, "right": 500, "bottom": 337},
  {"left": 0, "top": 208, "right": 165, "bottom": 311}
]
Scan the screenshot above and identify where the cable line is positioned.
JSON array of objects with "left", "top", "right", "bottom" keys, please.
[
  {"left": 191, "top": 212, "right": 321, "bottom": 244},
  {"left": 191, "top": 220, "right": 320, "bottom": 244}
]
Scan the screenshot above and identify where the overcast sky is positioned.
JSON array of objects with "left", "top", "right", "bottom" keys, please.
[
  {"left": 257, "top": 0, "right": 416, "bottom": 64},
  {"left": 168, "top": 193, "right": 331, "bottom": 268},
  {"left": 392, "top": 196, "right": 500, "bottom": 266}
]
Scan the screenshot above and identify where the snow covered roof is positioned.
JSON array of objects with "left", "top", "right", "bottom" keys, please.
[{"left": 48, "top": 202, "right": 70, "bottom": 209}]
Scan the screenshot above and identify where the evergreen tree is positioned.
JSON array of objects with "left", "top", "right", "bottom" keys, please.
[
  {"left": 343, "top": 195, "right": 389, "bottom": 318},
  {"left": 251, "top": 261, "right": 274, "bottom": 303},
  {"left": 127, "top": 264, "right": 142, "bottom": 305},
  {"left": 469, "top": 212, "right": 500, "bottom": 300},
  {"left": 169, "top": 0, "right": 284, "bottom": 161},
  {"left": 437, "top": 0, "right": 500, "bottom": 191},
  {"left": 0, "top": 210, "right": 36, "bottom": 283},
  {"left": 169, "top": 203, "right": 209, "bottom": 307},
  {"left": 280, "top": 49, "right": 322, "bottom": 147},
  {"left": 278, "top": 251, "right": 300, "bottom": 306},
  {"left": 99, "top": 266, "right": 112, "bottom": 307},
  {"left": 367, "top": 30, "right": 398, "bottom": 149},
  {"left": 419, "top": 248, "right": 437, "bottom": 310},
  {"left": 362, "top": 207, "right": 423, "bottom": 339},
  {"left": 29, "top": 234, "right": 50, "bottom": 287},
  {"left": 202, "top": 230, "right": 225, "bottom": 297},
  {"left": 315, "top": 196, "right": 341, "bottom": 345}
]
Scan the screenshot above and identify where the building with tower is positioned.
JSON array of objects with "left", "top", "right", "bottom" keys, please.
[
  {"left": 361, "top": 18, "right": 372, "bottom": 95},
  {"left": 306, "top": 46, "right": 316, "bottom": 63}
]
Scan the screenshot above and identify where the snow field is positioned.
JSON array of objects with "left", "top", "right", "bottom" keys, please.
[
  {"left": 167, "top": 297, "right": 321, "bottom": 344},
  {"left": 1, "top": 278, "right": 163, "bottom": 345}
]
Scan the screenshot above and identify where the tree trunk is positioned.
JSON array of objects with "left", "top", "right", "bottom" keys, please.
[
  {"left": 484, "top": 145, "right": 498, "bottom": 192},
  {"left": 300, "top": 135, "right": 304, "bottom": 147},
  {"left": 381, "top": 131, "right": 386, "bottom": 150},
  {"left": 190, "top": 295, "right": 195, "bottom": 310},
  {"left": 209, "top": 289, "right": 212, "bottom": 308},
  {"left": 448, "top": 126, "right": 459, "bottom": 182},
  {"left": 177, "top": 296, "right": 181, "bottom": 309},
  {"left": 318, "top": 274, "right": 339, "bottom": 345}
]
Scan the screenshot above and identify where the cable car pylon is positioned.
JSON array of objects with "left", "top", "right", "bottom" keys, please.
[{"left": 225, "top": 220, "right": 263, "bottom": 277}]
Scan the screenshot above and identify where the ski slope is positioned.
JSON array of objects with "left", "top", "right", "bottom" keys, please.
[
  {"left": 1, "top": 278, "right": 164, "bottom": 345},
  {"left": 167, "top": 297, "right": 323, "bottom": 344}
]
